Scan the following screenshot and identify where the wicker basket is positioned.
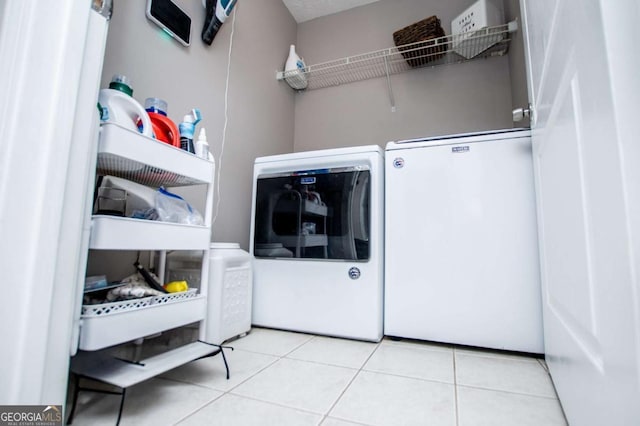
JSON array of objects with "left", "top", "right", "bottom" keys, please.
[{"left": 393, "top": 16, "right": 446, "bottom": 67}]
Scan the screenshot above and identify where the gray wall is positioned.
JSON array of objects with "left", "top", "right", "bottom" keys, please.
[
  {"left": 98, "top": 0, "right": 296, "bottom": 255},
  {"left": 504, "top": 0, "right": 530, "bottom": 127},
  {"left": 293, "top": 0, "right": 516, "bottom": 151}
]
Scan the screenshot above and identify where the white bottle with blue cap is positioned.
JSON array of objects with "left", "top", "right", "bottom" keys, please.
[
  {"left": 195, "top": 128, "right": 212, "bottom": 160},
  {"left": 179, "top": 109, "right": 201, "bottom": 154}
]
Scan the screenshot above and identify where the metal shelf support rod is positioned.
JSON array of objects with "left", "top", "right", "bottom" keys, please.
[{"left": 383, "top": 55, "right": 396, "bottom": 112}]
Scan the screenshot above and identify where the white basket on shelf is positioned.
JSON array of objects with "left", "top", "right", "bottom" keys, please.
[
  {"left": 451, "top": 0, "right": 503, "bottom": 59},
  {"left": 151, "top": 288, "right": 198, "bottom": 305},
  {"left": 81, "top": 289, "right": 198, "bottom": 317}
]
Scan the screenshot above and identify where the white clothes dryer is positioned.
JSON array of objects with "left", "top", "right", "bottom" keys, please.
[{"left": 250, "top": 146, "right": 384, "bottom": 342}]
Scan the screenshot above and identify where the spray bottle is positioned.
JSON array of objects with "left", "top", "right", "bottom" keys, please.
[
  {"left": 201, "top": 0, "right": 238, "bottom": 45},
  {"left": 195, "top": 128, "right": 212, "bottom": 160},
  {"left": 179, "top": 109, "right": 202, "bottom": 154}
]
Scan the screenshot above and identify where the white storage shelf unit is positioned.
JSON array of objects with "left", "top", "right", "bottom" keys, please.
[{"left": 78, "top": 123, "right": 215, "bottom": 352}]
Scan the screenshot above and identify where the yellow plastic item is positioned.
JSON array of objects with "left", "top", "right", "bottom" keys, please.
[{"left": 164, "top": 280, "right": 189, "bottom": 293}]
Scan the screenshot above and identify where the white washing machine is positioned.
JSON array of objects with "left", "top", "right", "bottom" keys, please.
[
  {"left": 250, "top": 146, "right": 384, "bottom": 342},
  {"left": 384, "top": 129, "right": 543, "bottom": 353}
]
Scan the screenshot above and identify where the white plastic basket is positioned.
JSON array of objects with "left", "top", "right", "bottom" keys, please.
[
  {"left": 81, "top": 289, "right": 198, "bottom": 317},
  {"left": 451, "top": 0, "right": 503, "bottom": 59},
  {"left": 151, "top": 288, "right": 198, "bottom": 305}
]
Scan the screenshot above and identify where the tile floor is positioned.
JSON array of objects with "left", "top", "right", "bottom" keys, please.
[{"left": 68, "top": 327, "right": 568, "bottom": 425}]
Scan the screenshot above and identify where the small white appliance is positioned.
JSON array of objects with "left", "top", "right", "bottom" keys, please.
[
  {"left": 384, "top": 129, "right": 543, "bottom": 353},
  {"left": 250, "top": 146, "right": 384, "bottom": 342}
]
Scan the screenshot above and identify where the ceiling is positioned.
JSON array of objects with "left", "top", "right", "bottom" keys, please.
[{"left": 282, "top": 0, "right": 382, "bottom": 23}]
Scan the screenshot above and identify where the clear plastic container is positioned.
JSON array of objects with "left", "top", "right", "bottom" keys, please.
[
  {"left": 166, "top": 250, "right": 204, "bottom": 288},
  {"left": 165, "top": 243, "right": 253, "bottom": 344}
]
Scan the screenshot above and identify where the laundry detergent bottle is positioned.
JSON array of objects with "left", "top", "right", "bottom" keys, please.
[
  {"left": 98, "top": 74, "right": 153, "bottom": 137},
  {"left": 144, "top": 97, "right": 180, "bottom": 148},
  {"left": 284, "top": 45, "right": 308, "bottom": 90}
]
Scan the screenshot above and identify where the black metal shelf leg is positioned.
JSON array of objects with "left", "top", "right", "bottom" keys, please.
[
  {"left": 115, "top": 387, "right": 126, "bottom": 426},
  {"left": 66, "top": 374, "right": 80, "bottom": 425}
]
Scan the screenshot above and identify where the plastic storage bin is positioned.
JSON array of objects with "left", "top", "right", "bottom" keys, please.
[
  {"left": 203, "top": 243, "right": 253, "bottom": 344},
  {"left": 451, "top": 0, "right": 503, "bottom": 59},
  {"left": 167, "top": 250, "right": 204, "bottom": 289}
]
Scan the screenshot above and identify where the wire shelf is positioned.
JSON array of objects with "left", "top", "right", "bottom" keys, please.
[
  {"left": 96, "top": 123, "right": 214, "bottom": 188},
  {"left": 97, "top": 154, "right": 199, "bottom": 187},
  {"left": 81, "top": 289, "right": 198, "bottom": 317},
  {"left": 277, "top": 22, "right": 516, "bottom": 91}
]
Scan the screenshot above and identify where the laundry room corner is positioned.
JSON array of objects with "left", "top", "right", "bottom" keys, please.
[{"left": 292, "top": 0, "right": 520, "bottom": 152}]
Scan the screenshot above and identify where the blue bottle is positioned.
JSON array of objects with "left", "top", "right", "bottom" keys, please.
[{"left": 179, "top": 109, "right": 202, "bottom": 154}]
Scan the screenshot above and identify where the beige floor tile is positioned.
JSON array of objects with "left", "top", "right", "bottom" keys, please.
[
  {"left": 330, "top": 371, "right": 456, "bottom": 426},
  {"left": 287, "top": 336, "right": 378, "bottom": 369},
  {"left": 364, "top": 343, "right": 454, "bottom": 383},
  {"left": 230, "top": 328, "right": 314, "bottom": 356},
  {"left": 457, "top": 386, "right": 567, "bottom": 426},
  {"left": 177, "top": 393, "right": 322, "bottom": 426},
  {"left": 455, "top": 352, "right": 557, "bottom": 397},
  {"left": 231, "top": 358, "right": 357, "bottom": 414},
  {"left": 321, "top": 416, "right": 372, "bottom": 425}
]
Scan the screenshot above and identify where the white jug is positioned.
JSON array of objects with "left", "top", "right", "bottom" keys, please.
[
  {"left": 98, "top": 88, "right": 153, "bottom": 137},
  {"left": 284, "top": 44, "right": 308, "bottom": 90}
]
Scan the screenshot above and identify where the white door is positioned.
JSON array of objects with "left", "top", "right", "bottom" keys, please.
[
  {"left": 0, "top": 0, "right": 107, "bottom": 406},
  {"left": 520, "top": 0, "right": 640, "bottom": 424}
]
